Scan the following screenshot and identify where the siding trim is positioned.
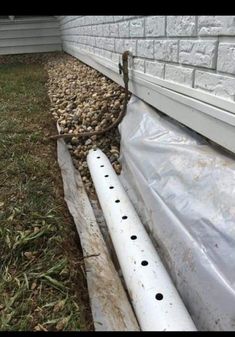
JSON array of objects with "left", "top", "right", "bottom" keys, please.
[
  {"left": 0, "top": 17, "right": 57, "bottom": 24},
  {"left": 0, "top": 22, "right": 59, "bottom": 31},
  {"left": 0, "top": 36, "right": 61, "bottom": 47},
  {"left": 0, "top": 28, "right": 60, "bottom": 39},
  {"left": 0, "top": 44, "right": 61, "bottom": 55}
]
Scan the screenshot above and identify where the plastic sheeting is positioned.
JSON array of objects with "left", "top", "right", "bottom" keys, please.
[{"left": 119, "top": 95, "right": 235, "bottom": 331}]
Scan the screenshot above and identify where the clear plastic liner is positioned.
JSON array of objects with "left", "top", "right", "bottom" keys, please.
[{"left": 119, "top": 95, "right": 235, "bottom": 331}]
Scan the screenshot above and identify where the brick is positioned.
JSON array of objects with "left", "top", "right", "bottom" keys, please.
[
  {"left": 92, "top": 25, "right": 97, "bottom": 35},
  {"left": 104, "top": 38, "right": 115, "bottom": 51},
  {"left": 133, "top": 58, "right": 145, "bottom": 73},
  {"left": 145, "top": 16, "right": 165, "bottom": 37},
  {"left": 145, "top": 61, "right": 164, "bottom": 78},
  {"left": 154, "top": 40, "right": 178, "bottom": 62},
  {"left": 115, "top": 39, "right": 124, "bottom": 53},
  {"left": 85, "top": 26, "right": 92, "bottom": 35},
  {"left": 81, "top": 26, "right": 86, "bottom": 33},
  {"left": 80, "top": 17, "right": 85, "bottom": 26},
  {"left": 96, "top": 16, "right": 105, "bottom": 24},
  {"left": 124, "top": 39, "right": 137, "bottom": 55},
  {"left": 113, "top": 16, "right": 124, "bottom": 22},
  {"left": 89, "top": 17, "right": 95, "bottom": 24},
  {"left": 81, "top": 17, "right": 87, "bottom": 25},
  {"left": 217, "top": 43, "right": 235, "bottom": 75},
  {"left": 102, "top": 24, "right": 110, "bottom": 36},
  {"left": 94, "top": 37, "right": 99, "bottom": 47},
  {"left": 119, "top": 21, "right": 129, "bottom": 37},
  {"left": 91, "top": 17, "right": 100, "bottom": 25},
  {"left": 103, "top": 16, "right": 113, "bottom": 23},
  {"left": 165, "top": 64, "right": 194, "bottom": 87},
  {"left": 96, "top": 25, "right": 103, "bottom": 36},
  {"left": 137, "top": 40, "right": 154, "bottom": 58},
  {"left": 124, "top": 16, "right": 140, "bottom": 19},
  {"left": 167, "top": 16, "right": 196, "bottom": 36},
  {"left": 89, "top": 36, "right": 95, "bottom": 46},
  {"left": 179, "top": 40, "right": 217, "bottom": 68},
  {"left": 109, "top": 23, "right": 119, "bottom": 37},
  {"left": 96, "top": 37, "right": 104, "bottom": 49},
  {"left": 198, "top": 16, "right": 235, "bottom": 36},
  {"left": 111, "top": 52, "right": 120, "bottom": 63},
  {"left": 130, "top": 18, "right": 145, "bottom": 37},
  {"left": 79, "top": 36, "right": 86, "bottom": 44},
  {"left": 195, "top": 70, "right": 235, "bottom": 101},
  {"left": 91, "top": 17, "right": 97, "bottom": 24},
  {"left": 84, "top": 16, "right": 92, "bottom": 25}
]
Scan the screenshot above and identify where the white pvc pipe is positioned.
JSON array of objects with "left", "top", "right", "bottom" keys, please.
[{"left": 87, "top": 148, "right": 197, "bottom": 331}]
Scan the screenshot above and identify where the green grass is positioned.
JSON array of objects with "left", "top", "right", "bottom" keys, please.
[{"left": 0, "top": 54, "right": 93, "bottom": 331}]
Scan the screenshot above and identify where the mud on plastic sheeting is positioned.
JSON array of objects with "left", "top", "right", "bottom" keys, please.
[
  {"left": 57, "top": 138, "right": 139, "bottom": 331},
  {"left": 119, "top": 95, "right": 235, "bottom": 331}
]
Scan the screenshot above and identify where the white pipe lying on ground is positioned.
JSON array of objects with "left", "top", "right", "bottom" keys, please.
[{"left": 87, "top": 148, "right": 197, "bottom": 331}]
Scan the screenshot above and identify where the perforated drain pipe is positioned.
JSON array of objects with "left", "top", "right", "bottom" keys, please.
[{"left": 87, "top": 148, "right": 197, "bottom": 331}]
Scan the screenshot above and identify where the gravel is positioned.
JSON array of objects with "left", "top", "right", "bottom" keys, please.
[{"left": 45, "top": 53, "right": 129, "bottom": 195}]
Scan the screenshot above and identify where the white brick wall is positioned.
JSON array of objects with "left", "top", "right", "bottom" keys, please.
[
  {"left": 119, "top": 21, "right": 129, "bottom": 38},
  {"left": 137, "top": 39, "right": 154, "bottom": 58},
  {"left": 124, "top": 39, "right": 136, "bottom": 55},
  {"left": 145, "top": 16, "right": 165, "bottom": 37},
  {"left": 145, "top": 60, "right": 164, "bottom": 78},
  {"left": 115, "top": 39, "right": 124, "bottom": 53},
  {"left": 195, "top": 70, "right": 235, "bottom": 101},
  {"left": 133, "top": 58, "right": 145, "bottom": 72},
  {"left": 217, "top": 43, "right": 235, "bottom": 75},
  {"left": 109, "top": 23, "right": 119, "bottom": 37},
  {"left": 154, "top": 40, "right": 178, "bottom": 62},
  {"left": 165, "top": 64, "right": 194, "bottom": 86},
  {"left": 179, "top": 40, "right": 217, "bottom": 68},
  {"left": 198, "top": 16, "right": 235, "bottom": 36},
  {"left": 130, "top": 18, "right": 145, "bottom": 37},
  {"left": 167, "top": 16, "right": 196, "bottom": 36},
  {"left": 59, "top": 15, "right": 235, "bottom": 103}
]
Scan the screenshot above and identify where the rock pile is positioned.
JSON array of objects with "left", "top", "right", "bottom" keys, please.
[{"left": 45, "top": 53, "right": 128, "bottom": 195}]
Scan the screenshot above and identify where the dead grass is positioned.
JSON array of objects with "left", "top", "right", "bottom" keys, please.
[{"left": 0, "top": 53, "right": 94, "bottom": 331}]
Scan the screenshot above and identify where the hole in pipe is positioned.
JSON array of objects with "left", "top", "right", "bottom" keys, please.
[
  {"left": 115, "top": 199, "right": 120, "bottom": 203},
  {"left": 141, "top": 260, "right": 148, "bottom": 266},
  {"left": 155, "top": 293, "right": 163, "bottom": 301},
  {"left": 109, "top": 186, "right": 114, "bottom": 189},
  {"left": 97, "top": 156, "right": 100, "bottom": 159},
  {"left": 100, "top": 165, "right": 104, "bottom": 167},
  {"left": 104, "top": 175, "right": 109, "bottom": 178},
  {"left": 122, "top": 216, "right": 128, "bottom": 220},
  {"left": 130, "top": 235, "right": 137, "bottom": 240}
]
